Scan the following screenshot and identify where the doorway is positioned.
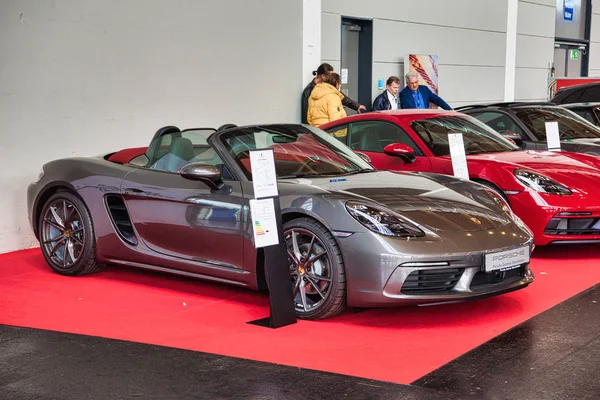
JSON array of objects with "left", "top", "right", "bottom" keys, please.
[
  {"left": 554, "top": 41, "right": 586, "bottom": 77},
  {"left": 553, "top": 0, "right": 591, "bottom": 77},
  {"left": 340, "top": 18, "right": 373, "bottom": 113}
]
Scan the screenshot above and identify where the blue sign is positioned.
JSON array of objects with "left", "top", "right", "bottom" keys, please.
[
  {"left": 377, "top": 78, "right": 384, "bottom": 90},
  {"left": 564, "top": 0, "right": 574, "bottom": 21}
]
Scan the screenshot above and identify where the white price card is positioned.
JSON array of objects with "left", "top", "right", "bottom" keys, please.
[
  {"left": 249, "top": 149, "right": 278, "bottom": 199},
  {"left": 249, "top": 198, "right": 279, "bottom": 248},
  {"left": 341, "top": 68, "right": 348, "bottom": 84},
  {"left": 545, "top": 121, "right": 561, "bottom": 151},
  {"left": 448, "top": 133, "right": 470, "bottom": 180}
]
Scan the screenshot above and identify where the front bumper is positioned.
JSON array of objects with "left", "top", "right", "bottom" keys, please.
[
  {"left": 338, "top": 223, "right": 534, "bottom": 308},
  {"left": 507, "top": 190, "right": 600, "bottom": 245}
]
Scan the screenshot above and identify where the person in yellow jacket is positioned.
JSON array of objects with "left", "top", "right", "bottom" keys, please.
[{"left": 307, "top": 73, "right": 346, "bottom": 127}]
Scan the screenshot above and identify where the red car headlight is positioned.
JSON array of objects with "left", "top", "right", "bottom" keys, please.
[{"left": 514, "top": 169, "right": 572, "bottom": 195}]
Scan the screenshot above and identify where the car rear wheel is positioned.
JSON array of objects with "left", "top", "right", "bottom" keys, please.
[
  {"left": 283, "top": 218, "right": 346, "bottom": 320},
  {"left": 39, "top": 191, "right": 99, "bottom": 276}
]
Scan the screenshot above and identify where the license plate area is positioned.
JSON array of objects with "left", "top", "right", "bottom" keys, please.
[{"left": 484, "top": 245, "right": 530, "bottom": 272}]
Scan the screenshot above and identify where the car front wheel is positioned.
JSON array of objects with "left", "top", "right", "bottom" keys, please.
[
  {"left": 283, "top": 218, "right": 346, "bottom": 320},
  {"left": 38, "top": 191, "right": 99, "bottom": 276}
]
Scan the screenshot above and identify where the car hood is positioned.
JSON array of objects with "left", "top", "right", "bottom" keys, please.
[
  {"left": 283, "top": 171, "right": 512, "bottom": 232},
  {"left": 463, "top": 150, "right": 600, "bottom": 190}
]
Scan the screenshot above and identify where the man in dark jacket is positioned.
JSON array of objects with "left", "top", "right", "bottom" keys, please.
[
  {"left": 399, "top": 71, "right": 452, "bottom": 110},
  {"left": 301, "top": 63, "right": 365, "bottom": 124},
  {"left": 372, "top": 76, "right": 401, "bottom": 111}
]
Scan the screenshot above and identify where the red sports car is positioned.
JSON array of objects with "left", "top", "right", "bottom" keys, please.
[{"left": 320, "top": 110, "right": 600, "bottom": 246}]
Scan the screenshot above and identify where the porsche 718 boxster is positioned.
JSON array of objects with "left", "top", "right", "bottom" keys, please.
[
  {"left": 321, "top": 110, "right": 600, "bottom": 246},
  {"left": 28, "top": 124, "right": 534, "bottom": 319}
]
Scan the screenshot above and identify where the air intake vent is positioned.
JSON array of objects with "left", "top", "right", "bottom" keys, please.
[
  {"left": 105, "top": 195, "right": 137, "bottom": 246},
  {"left": 401, "top": 268, "right": 464, "bottom": 294}
]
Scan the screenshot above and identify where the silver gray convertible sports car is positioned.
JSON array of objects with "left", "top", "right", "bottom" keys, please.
[{"left": 27, "top": 123, "right": 535, "bottom": 319}]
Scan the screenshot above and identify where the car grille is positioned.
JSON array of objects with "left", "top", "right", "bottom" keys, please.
[
  {"left": 544, "top": 217, "right": 600, "bottom": 235},
  {"left": 470, "top": 265, "right": 527, "bottom": 288},
  {"left": 401, "top": 268, "right": 464, "bottom": 294}
]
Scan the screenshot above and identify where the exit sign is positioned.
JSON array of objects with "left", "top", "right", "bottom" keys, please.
[{"left": 570, "top": 49, "right": 579, "bottom": 59}]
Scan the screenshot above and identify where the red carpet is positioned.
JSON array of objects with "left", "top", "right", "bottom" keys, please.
[{"left": 1, "top": 246, "right": 599, "bottom": 384}]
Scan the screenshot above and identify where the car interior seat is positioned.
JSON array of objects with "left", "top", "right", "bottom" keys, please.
[
  {"left": 170, "top": 137, "right": 195, "bottom": 161},
  {"left": 359, "top": 130, "right": 383, "bottom": 152}
]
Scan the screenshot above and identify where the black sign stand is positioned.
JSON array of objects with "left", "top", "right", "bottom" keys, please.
[
  {"left": 247, "top": 197, "right": 297, "bottom": 329},
  {"left": 246, "top": 149, "right": 297, "bottom": 329}
]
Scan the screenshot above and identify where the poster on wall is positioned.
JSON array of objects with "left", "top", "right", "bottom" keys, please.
[
  {"left": 407, "top": 54, "right": 439, "bottom": 108},
  {"left": 564, "top": 0, "right": 574, "bottom": 21}
]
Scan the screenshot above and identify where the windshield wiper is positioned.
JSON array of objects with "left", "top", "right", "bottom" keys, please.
[
  {"left": 340, "top": 169, "right": 378, "bottom": 176},
  {"left": 278, "top": 172, "right": 344, "bottom": 179},
  {"left": 278, "top": 169, "right": 376, "bottom": 179}
]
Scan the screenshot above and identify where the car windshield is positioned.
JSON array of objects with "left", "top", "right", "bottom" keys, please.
[
  {"left": 514, "top": 107, "right": 600, "bottom": 140},
  {"left": 218, "top": 124, "right": 375, "bottom": 179},
  {"left": 410, "top": 115, "right": 519, "bottom": 156}
]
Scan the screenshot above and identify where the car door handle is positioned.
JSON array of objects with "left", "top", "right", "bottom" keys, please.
[{"left": 122, "top": 188, "right": 148, "bottom": 198}]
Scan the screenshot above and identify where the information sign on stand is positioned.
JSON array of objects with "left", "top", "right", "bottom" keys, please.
[
  {"left": 448, "top": 133, "right": 470, "bottom": 180},
  {"left": 247, "top": 149, "right": 297, "bottom": 329},
  {"left": 545, "top": 121, "right": 561, "bottom": 151}
]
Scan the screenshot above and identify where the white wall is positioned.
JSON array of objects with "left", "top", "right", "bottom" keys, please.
[
  {"left": 0, "top": 0, "right": 303, "bottom": 253},
  {"left": 322, "top": 0, "right": 556, "bottom": 107},
  {"left": 590, "top": 0, "right": 600, "bottom": 75},
  {"left": 322, "top": 0, "right": 509, "bottom": 108},
  {"left": 515, "top": 0, "right": 555, "bottom": 101},
  {"left": 303, "top": 0, "right": 322, "bottom": 87}
]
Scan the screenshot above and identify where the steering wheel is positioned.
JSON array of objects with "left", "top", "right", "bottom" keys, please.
[
  {"left": 561, "top": 129, "right": 575, "bottom": 139},
  {"left": 466, "top": 142, "right": 483, "bottom": 153}
]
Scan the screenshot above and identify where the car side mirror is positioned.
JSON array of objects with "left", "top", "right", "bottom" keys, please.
[
  {"left": 180, "top": 162, "right": 226, "bottom": 191},
  {"left": 499, "top": 130, "right": 524, "bottom": 148},
  {"left": 383, "top": 143, "right": 416, "bottom": 163}
]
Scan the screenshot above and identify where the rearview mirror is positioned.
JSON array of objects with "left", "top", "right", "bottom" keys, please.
[
  {"left": 180, "top": 162, "right": 226, "bottom": 191},
  {"left": 499, "top": 130, "right": 524, "bottom": 148},
  {"left": 383, "top": 143, "right": 416, "bottom": 163}
]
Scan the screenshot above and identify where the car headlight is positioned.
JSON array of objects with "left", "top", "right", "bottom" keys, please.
[
  {"left": 514, "top": 169, "right": 572, "bottom": 195},
  {"left": 345, "top": 201, "right": 425, "bottom": 238}
]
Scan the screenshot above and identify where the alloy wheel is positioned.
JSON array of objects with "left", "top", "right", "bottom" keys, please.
[
  {"left": 285, "top": 228, "right": 333, "bottom": 313},
  {"left": 41, "top": 199, "right": 85, "bottom": 269}
]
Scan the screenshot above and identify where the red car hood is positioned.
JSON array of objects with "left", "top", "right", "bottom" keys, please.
[{"left": 457, "top": 150, "right": 600, "bottom": 191}]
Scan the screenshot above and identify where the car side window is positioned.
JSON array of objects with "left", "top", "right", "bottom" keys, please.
[
  {"left": 136, "top": 130, "right": 234, "bottom": 179},
  {"left": 325, "top": 125, "right": 349, "bottom": 145},
  {"left": 347, "top": 121, "right": 423, "bottom": 155},
  {"left": 472, "top": 111, "right": 526, "bottom": 138},
  {"left": 571, "top": 109, "right": 596, "bottom": 125}
]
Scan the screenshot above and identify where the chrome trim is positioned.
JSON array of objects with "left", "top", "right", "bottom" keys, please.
[
  {"left": 332, "top": 230, "right": 354, "bottom": 238},
  {"left": 400, "top": 261, "right": 450, "bottom": 267}
]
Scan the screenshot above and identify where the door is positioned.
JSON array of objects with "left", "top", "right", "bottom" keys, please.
[
  {"left": 341, "top": 18, "right": 373, "bottom": 113},
  {"left": 345, "top": 120, "right": 433, "bottom": 172},
  {"left": 554, "top": 42, "right": 585, "bottom": 77},
  {"left": 120, "top": 129, "right": 246, "bottom": 271}
]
